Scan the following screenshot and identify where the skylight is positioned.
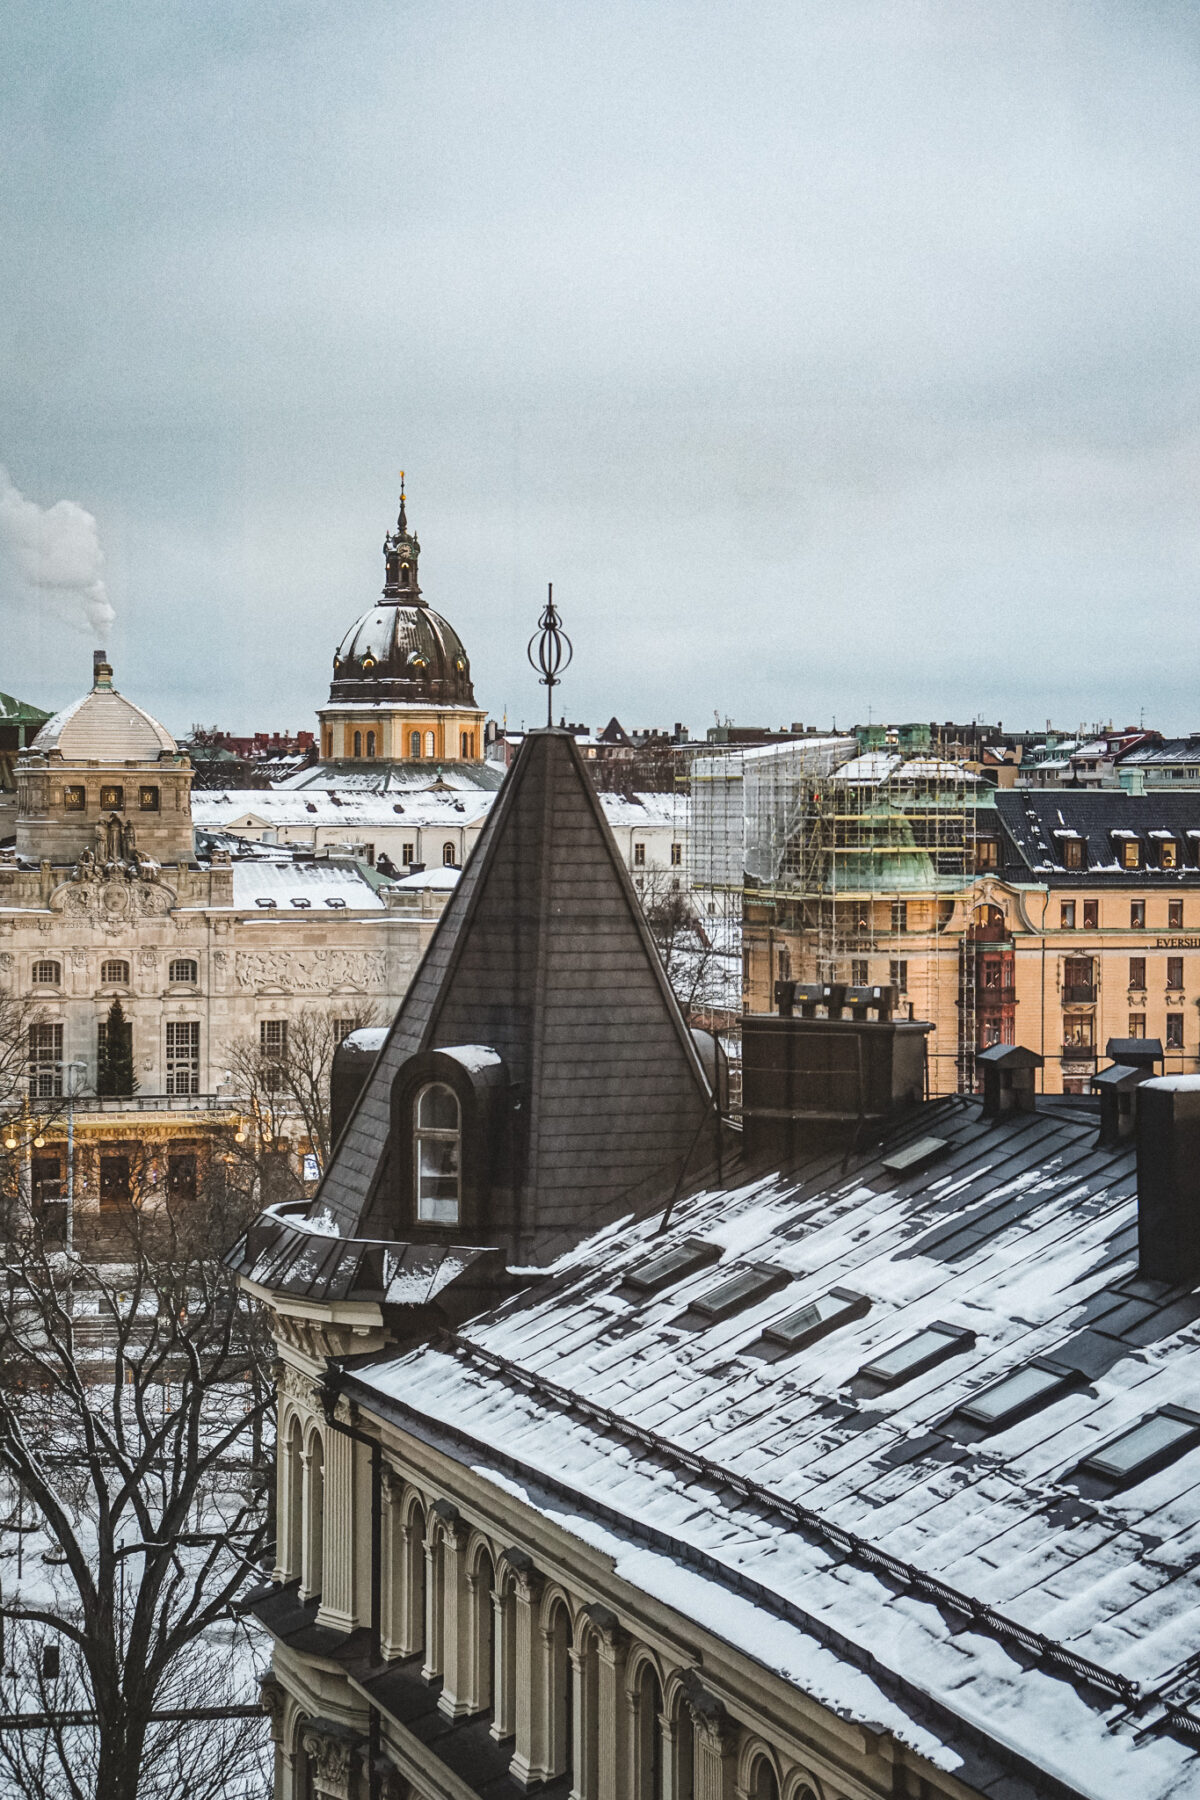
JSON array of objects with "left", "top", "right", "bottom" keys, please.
[
  {"left": 255, "top": 897, "right": 277, "bottom": 909},
  {"left": 291, "top": 897, "right": 312, "bottom": 908},
  {"left": 690, "top": 1264, "right": 787, "bottom": 1322},
  {"left": 956, "top": 1359, "right": 1078, "bottom": 1430},
  {"left": 858, "top": 1322, "right": 973, "bottom": 1386},
  {"left": 325, "top": 896, "right": 347, "bottom": 909},
  {"left": 881, "top": 1136, "right": 948, "bottom": 1175},
  {"left": 761, "top": 1287, "right": 869, "bottom": 1349},
  {"left": 1078, "top": 1407, "right": 1200, "bottom": 1484},
  {"left": 622, "top": 1238, "right": 719, "bottom": 1296}
]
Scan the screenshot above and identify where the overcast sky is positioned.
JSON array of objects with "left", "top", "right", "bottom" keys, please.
[{"left": 2, "top": 1, "right": 1199, "bottom": 739}]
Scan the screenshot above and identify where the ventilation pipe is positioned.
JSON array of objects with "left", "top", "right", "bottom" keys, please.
[{"left": 976, "top": 1044, "right": 1043, "bottom": 1118}]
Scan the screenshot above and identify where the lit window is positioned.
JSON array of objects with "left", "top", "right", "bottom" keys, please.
[
  {"left": 139, "top": 786, "right": 160, "bottom": 812},
  {"left": 956, "top": 1360, "right": 1079, "bottom": 1430},
  {"left": 690, "top": 1264, "right": 786, "bottom": 1323},
  {"left": 622, "top": 1238, "right": 720, "bottom": 1296},
  {"left": 1128, "top": 1013, "right": 1146, "bottom": 1038},
  {"left": 1119, "top": 839, "right": 1141, "bottom": 870},
  {"left": 761, "top": 1288, "right": 869, "bottom": 1350},
  {"left": 1062, "top": 838, "right": 1083, "bottom": 870},
  {"left": 101, "top": 959, "right": 130, "bottom": 986},
  {"left": 32, "top": 960, "right": 61, "bottom": 986},
  {"left": 1078, "top": 1407, "right": 1200, "bottom": 1484},
  {"left": 1161, "top": 840, "right": 1179, "bottom": 870},
  {"left": 64, "top": 785, "right": 86, "bottom": 812},
  {"left": 976, "top": 839, "right": 998, "bottom": 871},
  {"left": 858, "top": 1322, "right": 973, "bottom": 1386},
  {"left": 415, "top": 1083, "right": 460, "bottom": 1224},
  {"left": 169, "top": 958, "right": 198, "bottom": 984}
]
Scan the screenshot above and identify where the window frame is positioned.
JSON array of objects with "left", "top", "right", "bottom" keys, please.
[
  {"left": 1129, "top": 956, "right": 1146, "bottom": 990},
  {"left": 760, "top": 1287, "right": 870, "bottom": 1351},
  {"left": 99, "top": 784, "right": 125, "bottom": 812},
  {"left": 413, "top": 1081, "right": 462, "bottom": 1226},
  {"left": 1131, "top": 900, "right": 1146, "bottom": 928},
  {"left": 100, "top": 958, "right": 130, "bottom": 987},
  {"left": 32, "top": 960, "right": 62, "bottom": 987},
  {"left": 1166, "top": 1012, "right": 1185, "bottom": 1050},
  {"left": 622, "top": 1238, "right": 721, "bottom": 1297},
  {"left": 1077, "top": 1405, "right": 1200, "bottom": 1486},
  {"left": 63, "top": 784, "right": 86, "bottom": 813},
  {"left": 165, "top": 1019, "right": 200, "bottom": 1096},
  {"left": 858, "top": 1321, "right": 974, "bottom": 1387},
  {"left": 168, "top": 957, "right": 198, "bottom": 985},
  {"left": 955, "top": 1358, "right": 1080, "bottom": 1431},
  {"left": 1167, "top": 956, "right": 1185, "bottom": 990},
  {"left": 688, "top": 1263, "right": 789, "bottom": 1323},
  {"left": 138, "top": 785, "right": 160, "bottom": 813},
  {"left": 1169, "top": 899, "right": 1184, "bottom": 929}
]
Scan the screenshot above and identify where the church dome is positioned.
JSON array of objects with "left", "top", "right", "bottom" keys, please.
[
  {"left": 32, "top": 658, "right": 177, "bottom": 762},
  {"left": 329, "top": 487, "right": 478, "bottom": 708}
]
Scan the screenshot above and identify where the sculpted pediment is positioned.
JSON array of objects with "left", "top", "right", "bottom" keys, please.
[{"left": 50, "top": 864, "right": 176, "bottom": 928}]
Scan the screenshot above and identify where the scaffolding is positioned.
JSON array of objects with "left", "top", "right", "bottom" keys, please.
[{"left": 684, "top": 738, "right": 982, "bottom": 1097}]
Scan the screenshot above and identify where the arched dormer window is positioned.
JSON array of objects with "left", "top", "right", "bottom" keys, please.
[
  {"left": 410, "top": 731, "right": 421, "bottom": 758},
  {"left": 353, "top": 730, "right": 362, "bottom": 758},
  {"left": 366, "top": 730, "right": 376, "bottom": 758},
  {"left": 414, "top": 1083, "right": 461, "bottom": 1224},
  {"left": 442, "top": 842, "right": 456, "bottom": 867}
]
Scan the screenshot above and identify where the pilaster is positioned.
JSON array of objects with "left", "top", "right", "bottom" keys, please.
[
  {"left": 505, "top": 1551, "right": 547, "bottom": 1789},
  {"left": 434, "top": 1504, "right": 472, "bottom": 1718},
  {"left": 587, "top": 1604, "right": 629, "bottom": 1800},
  {"left": 315, "top": 1416, "right": 357, "bottom": 1633},
  {"left": 685, "top": 1677, "right": 740, "bottom": 1800}
]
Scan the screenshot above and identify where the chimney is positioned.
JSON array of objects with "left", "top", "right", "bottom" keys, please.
[
  {"left": 1137, "top": 1077, "right": 1200, "bottom": 1285},
  {"left": 1093, "top": 1038, "right": 1163, "bottom": 1147},
  {"left": 976, "top": 1043, "right": 1042, "bottom": 1118},
  {"left": 741, "top": 1007, "right": 932, "bottom": 1163},
  {"left": 92, "top": 650, "right": 113, "bottom": 690}
]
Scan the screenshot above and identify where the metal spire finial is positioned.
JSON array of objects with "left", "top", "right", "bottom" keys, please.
[
  {"left": 397, "top": 470, "right": 407, "bottom": 534},
  {"left": 527, "top": 583, "right": 573, "bottom": 728}
]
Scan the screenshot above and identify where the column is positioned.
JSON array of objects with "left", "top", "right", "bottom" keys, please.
[
  {"left": 589, "top": 1607, "right": 630, "bottom": 1800},
  {"left": 380, "top": 1469, "right": 404, "bottom": 1660},
  {"left": 687, "top": 1681, "right": 739, "bottom": 1800},
  {"left": 505, "top": 1553, "right": 546, "bottom": 1789},
  {"left": 315, "top": 1416, "right": 357, "bottom": 1633},
  {"left": 490, "top": 1584, "right": 516, "bottom": 1743},
  {"left": 297, "top": 1444, "right": 318, "bottom": 1602},
  {"left": 436, "top": 1511, "right": 472, "bottom": 1718}
]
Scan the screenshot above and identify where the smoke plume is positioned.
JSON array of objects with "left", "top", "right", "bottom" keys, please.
[{"left": 0, "top": 465, "right": 116, "bottom": 639}]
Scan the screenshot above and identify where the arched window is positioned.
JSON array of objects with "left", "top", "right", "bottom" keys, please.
[
  {"left": 366, "top": 730, "right": 376, "bottom": 758},
  {"left": 442, "top": 842, "right": 456, "bottom": 868},
  {"left": 400, "top": 564, "right": 410, "bottom": 587},
  {"left": 410, "top": 730, "right": 421, "bottom": 758},
  {"left": 414, "top": 1083, "right": 460, "bottom": 1224},
  {"left": 32, "top": 960, "right": 61, "bottom": 986},
  {"left": 424, "top": 730, "right": 436, "bottom": 757},
  {"left": 634, "top": 1662, "right": 664, "bottom": 1800},
  {"left": 544, "top": 1600, "right": 573, "bottom": 1783},
  {"left": 301, "top": 1431, "right": 324, "bottom": 1600},
  {"left": 101, "top": 959, "right": 130, "bottom": 986},
  {"left": 169, "top": 958, "right": 198, "bottom": 984},
  {"left": 353, "top": 730, "right": 362, "bottom": 758},
  {"left": 749, "top": 1756, "right": 780, "bottom": 1800}
]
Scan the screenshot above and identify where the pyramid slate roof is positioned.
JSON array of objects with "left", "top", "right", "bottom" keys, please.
[{"left": 310, "top": 728, "right": 714, "bottom": 1263}]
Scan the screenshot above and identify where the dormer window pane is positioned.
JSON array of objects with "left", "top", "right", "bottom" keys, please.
[
  {"left": 858, "top": 1322, "right": 971, "bottom": 1385},
  {"left": 623, "top": 1239, "right": 718, "bottom": 1295},
  {"left": 1079, "top": 1409, "right": 1200, "bottom": 1482},
  {"left": 957, "top": 1361, "right": 1074, "bottom": 1428},
  {"left": 415, "top": 1082, "right": 460, "bottom": 1224},
  {"left": 762, "top": 1288, "right": 869, "bottom": 1349},
  {"left": 690, "top": 1265, "right": 784, "bottom": 1321}
]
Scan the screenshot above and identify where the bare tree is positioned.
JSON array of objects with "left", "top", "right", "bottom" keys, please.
[
  {"left": 224, "top": 1001, "right": 378, "bottom": 1178},
  {"left": 0, "top": 1164, "right": 274, "bottom": 1800},
  {"left": 636, "top": 871, "right": 740, "bottom": 1029}
]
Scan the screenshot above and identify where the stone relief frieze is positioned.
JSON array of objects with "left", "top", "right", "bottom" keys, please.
[
  {"left": 235, "top": 948, "right": 386, "bottom": 993},
  {"left": 50, "top": 868, "right": 176, "bottom": 931}
]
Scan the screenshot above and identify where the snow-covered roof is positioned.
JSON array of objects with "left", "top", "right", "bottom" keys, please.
[
  {"left": 192, "top": 787, "right": 493, "bottom": 830},
  {"left": 349, "top": 1096, "right": 1200, "bottom": 1795},
  {"left": 32, "top": 682, "right": 176, "bottom": 760},
  {"left": 392, "top": 865, "right": 460, "bottom": 890},
  {"left": 227, "top": 859, "right": 385, "bottom": 911}
]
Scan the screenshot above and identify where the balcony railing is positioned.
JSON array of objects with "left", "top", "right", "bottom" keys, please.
[
  {"left": 1062, "top": 984, "right": 1097, "bottom": 1003},
  {"left": 12, "top": 1092, "right": 248, "bottom": 1117},
  {"left": 1061, "top": 1042, "right": 1096, "bottom": 1060}
]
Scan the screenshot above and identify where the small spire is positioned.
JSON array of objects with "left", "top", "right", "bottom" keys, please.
[
  {"left": 398, "top": 470, "right": 407, "bottom": 534},
  {"left": 527, "top": 583, "right": 573, "bottom": 729}
]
